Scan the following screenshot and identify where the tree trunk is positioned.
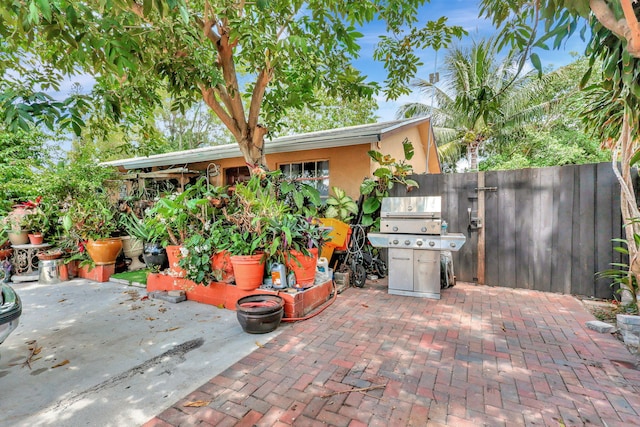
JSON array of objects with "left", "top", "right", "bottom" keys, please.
[{"left": 612, "top": 113, "right": 640, "bottom": 304}]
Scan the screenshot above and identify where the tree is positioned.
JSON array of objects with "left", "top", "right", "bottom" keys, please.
[
  {"left": 480, "top": 0, "right": 640, "bottom": 303},
  {"left": 275, "top": 91, "right": 378, "bottom": 136},
  {"left": 0, "top": 130, "right": 46, "bottom": 213},
  {"left": 398, "top": 39, "right": 559, "bottom": 170},
  {"left": 1, "top": 1, "right": 465, "bottom": 169}
]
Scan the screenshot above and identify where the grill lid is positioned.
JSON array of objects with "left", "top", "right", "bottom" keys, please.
[{"left": 380, "top": 196, "right": 441, "bottom": 219}]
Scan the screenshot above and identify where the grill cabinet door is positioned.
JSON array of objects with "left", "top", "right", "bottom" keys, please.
[
  {"left": 414, "top": 250, "right": 440, "bottom": 298},
  {"left": 388, "top": 248, "right": 413, "bottom": 292}
]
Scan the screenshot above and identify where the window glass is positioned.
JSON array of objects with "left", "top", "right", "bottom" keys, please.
[{"left": 279, "top": 160, "right": 330, "bottom": 198}]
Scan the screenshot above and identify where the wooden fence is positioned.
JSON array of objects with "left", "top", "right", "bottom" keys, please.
[{"left": 389, "top": 163, "right": 626, "bottom": 298}]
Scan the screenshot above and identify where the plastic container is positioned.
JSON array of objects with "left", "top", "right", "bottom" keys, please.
[
  {"left": 271, "top": 262, "right": 287, "bottom": 289},
  {"left": 317, "top": 257, "right": 329, "bottom": 275}
]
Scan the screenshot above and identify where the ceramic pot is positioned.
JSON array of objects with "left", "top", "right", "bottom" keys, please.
[
  {"left": 7, "top": 230, "right": 29, "bottom": 245},
  {"left": 142, "top": 242, "right": 168, "bottom": 270},
  {"left": 230, "top": 254, "right": 265, "bottom": 291},
  {"left": 85, "top": 238, "right": 123, "bottom": 265},
  {"left": 235, "top": 294, "right": 284, "bottom": 334},
  {"left": 121, "top": 236, "right": 145, "bottom": 271}
]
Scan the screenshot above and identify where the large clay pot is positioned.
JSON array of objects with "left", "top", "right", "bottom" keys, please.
[
  {"left": 121, "top": 236, "right": 145, "bottom": 271},
  {"left": 85, "top": 238, "right": 123, "bottom": 265},
  {"left": 286, "top": 248, "right": 319, "bottom": 287},
  {"left": 211, "top": 250, "right": 234, "bottom": 283},
  {"left": 7, "top": 230, "right": 29, "bottom": 245},
  {"left": 166, "top": 245, "right": 186, "bottom": 277},
  {"left": 230, "top": 254, "right": 265, "bottom": 291},
  {"left": 142, "top": 242, "right": 168, "bottom": 270}
]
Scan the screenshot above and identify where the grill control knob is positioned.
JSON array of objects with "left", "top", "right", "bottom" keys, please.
[
  {"left": 428, "top": 241, "right": 435, "bottom": 247},
  {"left": 404, "top": 240, "right": 411, "bottom": 246},
  {"left": 392, "top": 239, "right": 399, "bottom": 245},
  {"left": 416, "top": 240, "right": 423, "bottom": 246},
  {"left": 393, "top": 226, "right": 398, "bottom": 232}
]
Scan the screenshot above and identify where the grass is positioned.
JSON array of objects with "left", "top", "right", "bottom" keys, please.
[{"left": 110, "top": 269, "right": 150, "bottom": 285}]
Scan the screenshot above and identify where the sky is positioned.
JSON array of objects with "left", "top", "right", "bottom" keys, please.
[{"left": 352, "top": 0, "right": 589, "bottom": 121}]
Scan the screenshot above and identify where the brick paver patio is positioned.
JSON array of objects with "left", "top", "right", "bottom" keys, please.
[{"left": 145, "top": 280, "right": 640, "bottom": 426}]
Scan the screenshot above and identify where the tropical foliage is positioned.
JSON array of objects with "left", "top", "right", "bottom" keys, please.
[{"left": 0, "top": 0, "right": 465, "bottom": 168}]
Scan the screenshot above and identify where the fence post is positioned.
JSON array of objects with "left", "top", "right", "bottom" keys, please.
[{"left": 477, "top": 171, "right": 485, "bottom": 285}]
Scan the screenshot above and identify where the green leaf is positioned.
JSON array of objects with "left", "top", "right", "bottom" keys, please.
[
  {"left": 36, "top": 0, "right": 52, "bottom": 21},
  {"left": 360, "top": 215, "right": 374, "bottom": 227},
  {"left": 530, "top": 53, "right": 542, "bottom": 75},
  {"left": 362, "top": 197, "right": 380, "bottom": 214},
  {"left": 402, "top": 138, "right": 415, "bottom": 160}
]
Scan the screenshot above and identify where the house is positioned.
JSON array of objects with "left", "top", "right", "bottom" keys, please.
[{"left": 102, "top": 117, "right": 440, "bottom": 198}]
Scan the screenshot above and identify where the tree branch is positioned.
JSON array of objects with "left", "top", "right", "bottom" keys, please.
[
  {"left": 590, "top": 0, "right": 629, "bottom": 39},
  {"left": 248, "top": 69, "right": 271, "bottom": 130},
  {"left": 199, "top": 83, "right": 241, "bottom": 141}
]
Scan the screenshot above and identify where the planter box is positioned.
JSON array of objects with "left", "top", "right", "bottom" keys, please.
[
  {"left": 78, "top": 264, "right": 115, "bottom": 283},
  {"left": 146, "top": 273, "right": 333, "bottom": 318}
]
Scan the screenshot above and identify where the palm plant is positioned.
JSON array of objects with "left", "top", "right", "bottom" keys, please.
[{"left": 398, "top": 38, "right": 563, "bottom": 171}]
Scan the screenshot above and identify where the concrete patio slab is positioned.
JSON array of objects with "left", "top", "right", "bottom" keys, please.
[{"left": 0, "top": 278, "right": 282, "bottom": 427}]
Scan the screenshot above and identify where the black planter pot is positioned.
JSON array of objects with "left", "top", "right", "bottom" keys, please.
[
  {"left": 142, "top": 242, "right": 168, "bottom": 270},
  {"left": 236, "top": 294, "right": 284, "bottom": 334}
]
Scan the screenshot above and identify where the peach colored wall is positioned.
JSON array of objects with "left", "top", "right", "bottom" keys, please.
[
  {"left": 374, "top": 122, "right": 440, "bottom": 175},
  {"left": 190, "top": 144, "right": 371, "bottom": 199}
]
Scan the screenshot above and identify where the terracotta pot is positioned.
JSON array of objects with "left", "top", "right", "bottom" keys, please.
[
  {"left": 230, "top": 254, "right": 265, "bottom": 291},
  {"left": 28, "top": 233, "right": 44, "bottom": 245},
  {"left": 7, "top": 230, "right": 29, "bottom": 245},
  {"left": 166, "top": 245, "right": 186, "bottom": 277},
  {"left": 211, "top": 250, "right": 234, "bottom": 283},
  {"left": 85, "top": 238, "right": 123, "bottom": 265},
  {"left": 286, "top": 248, "right": 319, "bottom": 287}
]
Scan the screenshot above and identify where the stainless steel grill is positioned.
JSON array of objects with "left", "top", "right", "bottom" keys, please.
[{"left": 368, "top": 196, "right": 466, "bottom": 299}]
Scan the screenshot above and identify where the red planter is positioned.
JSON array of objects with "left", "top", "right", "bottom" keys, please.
[
  {"left": 286, "top": 248, "right": 319, "bottom": 287},
  {"left": 211, "top": 250, "right": 234, "bottom": 283},
  {"left": 166, "top": 245, "right": 186, "bottom": 277},
  {"left": 230, "top": 254, "right": 265, "bottom": 291}
]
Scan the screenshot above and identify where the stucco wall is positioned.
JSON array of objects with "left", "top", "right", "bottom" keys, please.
[
  {"left": 374, "top": 122, "right": 439, "bottom": 176},
  {"left": 190, "top": 144, "right": 371, "bottom": 199}
]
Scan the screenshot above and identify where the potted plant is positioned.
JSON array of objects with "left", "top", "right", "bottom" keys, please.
[
  {"left": 20, "top": 207, "right": 48, "bottom": 245},
  {"left": 66, "top": 194, "right": 122, "bottom": 266},
  {"left": 118, "top": 211, "right": 159, "bottom": 271}
]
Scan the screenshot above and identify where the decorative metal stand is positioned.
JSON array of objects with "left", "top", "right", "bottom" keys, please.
[{"left": 10, "top": 243, "right": 51, "bottom": 282}]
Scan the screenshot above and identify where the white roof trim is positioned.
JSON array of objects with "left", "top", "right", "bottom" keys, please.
[{"left": 101, "top": 117, "right": 430, "bottom": 170}]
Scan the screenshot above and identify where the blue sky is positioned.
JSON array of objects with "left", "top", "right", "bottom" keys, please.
[{"left": 356, "top": 0, "right": 588, "bottom": 121}]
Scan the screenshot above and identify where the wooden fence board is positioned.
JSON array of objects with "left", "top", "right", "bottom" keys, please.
[
  {"left": 389, "top": 163, "right": 623, "bottom": 297},
  {"left": 484, "top": 171, "right": 499, "bottom": 286}
]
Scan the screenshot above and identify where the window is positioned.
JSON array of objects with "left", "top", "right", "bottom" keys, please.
[
  {"left": 279, "top": 160, "right": 329, "bottom": 198},
  {"left": 225, "top": 166, "right": 251, "bottom": 185}
]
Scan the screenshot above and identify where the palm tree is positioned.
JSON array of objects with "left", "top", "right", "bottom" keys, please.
[{"left": 399, "top": 39, "right": 560, "bottom": 170}]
